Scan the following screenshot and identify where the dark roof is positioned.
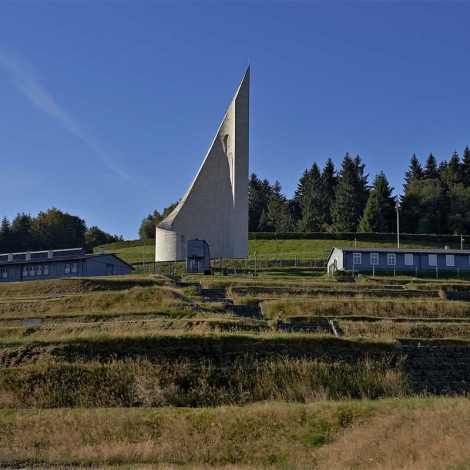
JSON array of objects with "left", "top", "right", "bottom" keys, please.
[
  {"left": 86, "top": 253, "right": 135, "bottom": 270},
  {"left": 0, "top": 248, "right": 85, "bottom": 264},
  {"left": 0, "top": 248, "right": 133, "bottom": 270},
  {"left": 331, "top": 246, "right": 470, "bottom": 255}
]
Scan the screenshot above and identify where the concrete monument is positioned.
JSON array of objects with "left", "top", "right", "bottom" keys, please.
[{"left": 155, "top": 67, "right": 250, "bottom": 261}]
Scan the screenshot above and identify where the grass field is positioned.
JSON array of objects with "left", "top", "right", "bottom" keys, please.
[
  {"left": 2, "top": 398, "right": 470, "bottom": 469},
  {"left": 2, "top": 262, "right": 470, "bottom": 468},
  {"left": 102, "top": 237, "right": 460, "bottom": 264}
]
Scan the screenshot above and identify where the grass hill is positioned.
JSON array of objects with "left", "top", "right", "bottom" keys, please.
[
  {"left": 3, "top": 238, "right": 470, "bottom": 468},
  {"left": 100, "top": 234, "right": 465, "bottom": 265}
]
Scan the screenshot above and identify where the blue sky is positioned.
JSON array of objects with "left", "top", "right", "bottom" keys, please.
[{"left": 1, "top": 1, "right": 469, "bottom": 240}]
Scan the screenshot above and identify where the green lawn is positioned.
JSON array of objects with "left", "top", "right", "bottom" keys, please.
[{"left": 103, "top": 237, "right": 455, "bottom": 264}]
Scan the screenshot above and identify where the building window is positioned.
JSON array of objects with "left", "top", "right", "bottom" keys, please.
[
  {"left": 29, "top": 266, "right": 35, "bottom": 276},
  {"left": 71, "top": 262, "right": 78, "bottom": 273},
  {"left": 370, "top": 253, "right": 379, "bottom": 265},
  {"left": 387, "top": 253, "right": 396, "bottom": 266},
  {"left": 64, "top": 263, "right": 70, "bottom": 274},
  {"left": 446, "top": 255, "right": 454, "bottom": 267},
  {"left": 44, "top": 265, "right": 50, "bottom": 275},
  {"left": 353, "top": 253, "right": 362, "bottom": 265},
  {"left": 405, "top": 254, "right": 414, "bottom": 266},
  {"left": 36, "top": 265, "right": 42, "bottom": 276},
  {"left": 428, "top": 254, "right": 437, "bottom": 267},
  {"left": 2, "top": 268, "right": 7, "bottom": 278},
  {"left": 22, "top": 266, "right": 28, "bottom": 277}
]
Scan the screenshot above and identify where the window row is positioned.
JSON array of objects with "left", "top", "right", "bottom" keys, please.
[
  {"left": 353, "top": 253, "right": 397, "bottom": 266},
  {"left": 352, "top": 253, "right": 459, "bottom": 267},
  {"left": 23, "top": 265, "right": 50, "bottom": 277},
  {"left": 21, "top": 262, "right": 78, "bottom": 277},
  {"left": 64, "top": 263, "right": 78, "bottom": 274}
]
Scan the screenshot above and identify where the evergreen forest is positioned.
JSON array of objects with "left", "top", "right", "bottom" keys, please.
[{"left": 246, "top": 148, "right": 470, "bottom": 236}]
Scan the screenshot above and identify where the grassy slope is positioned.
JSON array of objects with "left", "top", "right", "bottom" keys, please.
[
  {"left": 104, "top": 238, "right": 455, "bottom": 264},
  {"left": 1, "top": 398, "right": 470, "bottom": 469},
  {"left": 2, "top": 274, "right": 470, "bottom": 468}
]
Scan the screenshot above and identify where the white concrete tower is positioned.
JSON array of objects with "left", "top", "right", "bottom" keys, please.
[{"left": 155, "top": 67, "right": 250, "bottom": 261}]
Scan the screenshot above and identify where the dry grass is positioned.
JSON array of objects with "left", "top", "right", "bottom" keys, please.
[
  {"left": 316, "top": 398, "right": 470, "bottom": 470},
  {"left": 262, "top": 298, "right": 470, "bottom": 320},
  {"left": 0, "top": 276, "right": 170, "bottom": 298},
  {"left": 340, "top": 320, "right": 470, "bottom": 340},
  {"left": 0, "top": 356, "right": 409, "bottom": 408},
  {"left": 0, "top": 285, "right": 190, "bottom": 317},
  {"left": 0, "top": 317, "right": 266, "bottom": 340},
  {"left": 1, "top": 399, "right": 470, "bottom": 469}
]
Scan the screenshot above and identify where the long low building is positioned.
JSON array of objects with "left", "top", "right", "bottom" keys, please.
[
  {"left": 0, "top": 248, "right": 133, "bottom": 282},
  {"left": 326, "top": 246, "right": 470, "bottom": 276}
]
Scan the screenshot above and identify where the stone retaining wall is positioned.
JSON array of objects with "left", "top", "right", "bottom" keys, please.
[{"left": 397, "top": 344, "right": 470, "bottom": 394}]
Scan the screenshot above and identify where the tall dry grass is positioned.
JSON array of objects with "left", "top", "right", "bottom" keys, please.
[
  {"left": 1, "top": 399, "right": 470, "bottom": 469},
  {"left": 0, "top": 317, "right": 266, "bottom": 340},
  {"left": 262, "top": 298, "right": 470, "bottom": 319},
  {"left": 340, "top": 320, "right": 470, "bottom": 339},
  {"left": 316, "top": 398, "right": 470, "bottom": 470},
  {"left": 0, "top": 285, "right": 190, "bottom": 317},
  {"left": 0, "top": 356, "right": 410, "bottom": 408}
]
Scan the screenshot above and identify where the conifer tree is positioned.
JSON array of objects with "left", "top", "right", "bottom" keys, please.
[
  {"left": 10, "top": 213, "right": 34, "bottom": 251},
  {"left": 424, "top": 153, "right": 439, "bottom": 179},
  {"left": 331, "top": 153, "right": 369, "bottom": 232},
  {"left": 441, "top": 151, "right": 462, "bottom": 189},
  {"left": 358, "top": 172, "right": 396, "bottom": 233},
  {"left": 266, "top": 181, "right": 292, "bottom": 232},
  {"left": 461, "top": 146, "right": 470, "bottom": 186},
  {"left": 321, "top": 158, "right": 337, "bottom": 230},
  {"left": 0, "top": 216, "right": 11, "bottom": 252},
  {"left": 403, "top": 154, "right": 423, "bottom": 191},
  {"left": 295, "top": 163, "right": 324, "bottom": 232},
  {"left": 247, "top": 174, "right": 274, "bottom": 232}
]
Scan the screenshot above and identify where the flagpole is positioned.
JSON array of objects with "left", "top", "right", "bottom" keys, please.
[{"left": 396, "top": 198, "right": 400, "bottom": 249}]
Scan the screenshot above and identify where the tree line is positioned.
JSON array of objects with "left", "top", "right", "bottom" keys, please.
[
  {"left": 0, "top": 208, "right": 123, "bottom": 253},
  {"left": 248, "top": 147, "right": 470, "bottom": 235}
]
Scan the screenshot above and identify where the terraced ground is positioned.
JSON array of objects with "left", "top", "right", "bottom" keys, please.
[{"left": 2, "top": 271, "right": 470, "bottom": 469}]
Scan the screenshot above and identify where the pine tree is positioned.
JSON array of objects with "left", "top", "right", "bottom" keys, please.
[
  {"left": 321, "top": 158, "right": 337, "bottom": 230},
  {"left": 266, "top": 181, "right": 292, "bottom": 232},
  {"left": 331, "top": 153, "right": 369, "bottom": 232},
  {"left": 0, "top": 216, "right": 11, "bottom": 252},
  {"left": 295, "top": 163, "right": 324, "bottom": 232},
  {"left": 461, "top": 146, "right": 470, "bottom": 186},
  {"left": 248, "top": 173, "right": 264, "bottom": 232},
  {"left": 401, "top": 179, "right": 449, "bottom": 234},
  {"left": 424, "top": 153, "right": 439, "bottom": 179},
  {"left": 10, "top": 213, "right": 34, "bottom": 251},
  {"left": 358, "top": 172, "right": 395, "bottom": 232},
  {"left": 441, "top": 151, "right": 462, "bottom": 189},
  {"left": 403, "top": 154, "right": 423, "bottom": 191},
  {"left": 448, "top": 183, "right": 470, "bottom": 235}
]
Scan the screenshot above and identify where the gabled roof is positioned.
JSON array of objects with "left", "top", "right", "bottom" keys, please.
[
  {"left": 326, "top": 246, "right": 470, "bottom": 263},
  {"left": 0, "top": 248, "right": 133, "bottom": 270},
  {"left": 86, "top": 252, "right": 135, "bottom": 270},
  {"left": 333, "top": 247, "right": 470, "bottom": 255}
]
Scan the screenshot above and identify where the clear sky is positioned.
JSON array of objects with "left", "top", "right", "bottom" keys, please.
[{"left": 1, "top": 1, "right": 469, "bottom": 240}]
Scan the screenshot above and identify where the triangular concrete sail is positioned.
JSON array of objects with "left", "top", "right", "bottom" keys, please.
[{"left": 155, "top": 67, "right": 250, "bottom": 261}]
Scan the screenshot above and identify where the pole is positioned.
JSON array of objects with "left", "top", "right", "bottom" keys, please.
[
  {"left": 143, "top": 241, "right": 145, "bottom": 272},
  {"left": 254, "top": 252, "right": 257, "bottom": 277},
  {"left": 396, "top": 198, "right": 400, "bottom": 249},
  {"left": 461, "top": 234, "right": 464, "bottom": 250}
]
